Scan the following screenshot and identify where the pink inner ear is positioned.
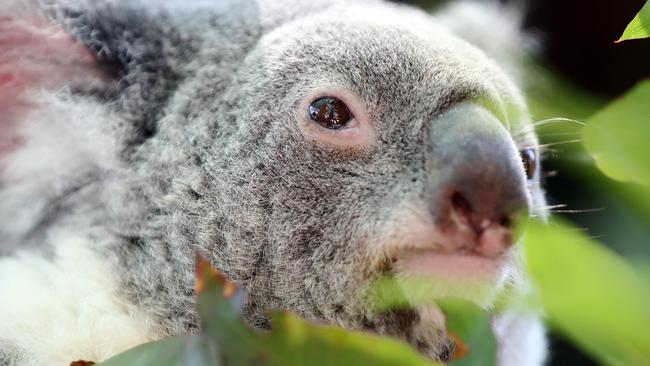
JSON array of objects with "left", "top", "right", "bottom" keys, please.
[{"left": 0, "top": 16, "right": 109, "bottom": 155}]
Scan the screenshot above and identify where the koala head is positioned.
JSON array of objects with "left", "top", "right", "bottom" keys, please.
[
  {"left": 143, "top": 2, "right": 544, "bottom": 360},
  {"left": 0, "top": 0, "right": 544, "bottom": 362}
]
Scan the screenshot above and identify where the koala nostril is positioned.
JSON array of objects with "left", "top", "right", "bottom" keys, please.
[
  {"left": 450, "top": 191, "right": 483, "bottom": 235},
  {"left": 451, "top": 191, "right": 473, "bottom": 219},
  {"left": 499, "top": 215, "right": 512, "bottom": 229}
]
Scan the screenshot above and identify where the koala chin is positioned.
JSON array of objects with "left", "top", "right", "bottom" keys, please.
[{"left": 0, "top": 0, "right": 547, "bottom": 365}]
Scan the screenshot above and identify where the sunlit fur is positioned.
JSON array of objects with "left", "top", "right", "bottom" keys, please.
[{"left": 0, "top": 1, "right": 546, "bottom": 365}]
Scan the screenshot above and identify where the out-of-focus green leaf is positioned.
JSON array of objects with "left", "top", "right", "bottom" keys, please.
[
  {"left": 582, "top": 81, "right": 650, "bottom": 186},
  {"left": 525, "top": 218, "right": 650, "bottom": 366},
  {"left": 438, "top": 299, "right": 496, "bottom": 366},
  {"left": 264, "top": 312, "right": 435, "bottom": 366},
  {"left": 617, "top": 1, "right": 650, "bottom": 42}
]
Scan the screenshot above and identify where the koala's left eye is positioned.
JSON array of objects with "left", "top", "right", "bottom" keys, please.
[
  {"left": 308, "top": 96, "right": 352, "bottom": 130},
  {"left": 520, "top": 148, "right": 537, "bottom": 180}
]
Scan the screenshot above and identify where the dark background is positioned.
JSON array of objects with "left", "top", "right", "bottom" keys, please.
[
  {"left": 397, "top": 0, "right": 650, "bottom": 364},
  {"left": 525, "top": 0, "right": 649, "bottom": 97}
]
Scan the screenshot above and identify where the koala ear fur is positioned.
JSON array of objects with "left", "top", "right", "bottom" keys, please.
[
  {"left": 0, "top": 0, "right": 194, "bottom": 158},
  {"left": 0, "top": 5, "right": 111, "bottom": 155}
]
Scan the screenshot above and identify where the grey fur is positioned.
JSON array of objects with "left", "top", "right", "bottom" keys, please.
[{"left": 0, "top": 0, "right": 546, "bottom": 364}]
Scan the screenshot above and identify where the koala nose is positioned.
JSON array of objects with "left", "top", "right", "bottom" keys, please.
[{"left": 428, "top": 104, "right": 530, "bottom": 257}]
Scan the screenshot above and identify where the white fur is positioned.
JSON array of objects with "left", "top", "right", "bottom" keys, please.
[
  {"left": 0, "top": 230, "right": 158, "bottom": 365},
  {"left": 494, "top": 311, "right": 547, "bottom": 366},
  {"left": 0, "top": 9, "right": 156, "bottom": 363},
  {"left": 0, "top": 90, "right": 122, "bottom": 249}
]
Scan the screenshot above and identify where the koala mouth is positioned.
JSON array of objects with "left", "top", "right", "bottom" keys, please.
[
  {"left": 394, "top": 248, "right": 512, "bottom": 280},
  {"left": 374, "top": 215, "right": 516, "bottom": 306},
  {"left": 387, "top": 248, "right": 514, "bottom": 307},
  {"left": 380, "top": 210, "right": 516, "bottom": 283}
]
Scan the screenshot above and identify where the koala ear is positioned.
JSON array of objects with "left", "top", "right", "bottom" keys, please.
[
  {"left": 0, "top": 4, "right": 111, "bottom": 154},
  {"left": 0, "top": 1, "right": 191, "bottom": 154},
  {"left": 433, "top": 0, "right": 538, "bottom": 82}
]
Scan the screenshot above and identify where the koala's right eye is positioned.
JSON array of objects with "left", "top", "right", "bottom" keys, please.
[
  {"left": 298, "top": 89, "right": 374, "bottom": 149},
  {"left": 308, "top": 96, "right": 352, "bottom": 130},
  {"left": 520, "top": 148, "right": 537, "bottom": 180}
]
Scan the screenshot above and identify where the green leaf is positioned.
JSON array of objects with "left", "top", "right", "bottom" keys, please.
[
  {"left": 437, "top": 299, "right": 497, "bottom": 366},
  {"left": 263, "top": 312, "right": 435, "bottom": 366},
  {"left": 583, "top": 81, "right": 650, "bottom": 186},
  {"left": 525, "top": 218, "right": 650, "bottom": 366},
  {"left": 98, "top": 335, "right": 221, "bottom": 366},
  {"left": 195, "top": 259, "right": 260, "bottom": 365},
  {"left": 617, "top": 1, "right": 650, "bottom": 42}
]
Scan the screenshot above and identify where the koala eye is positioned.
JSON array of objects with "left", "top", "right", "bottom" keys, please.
[
  {"left": 308, "top": 96, "right": 352, "bottom": 130},
  {"left": 520, "top": 148, "right": 537, "bottom": 180}
]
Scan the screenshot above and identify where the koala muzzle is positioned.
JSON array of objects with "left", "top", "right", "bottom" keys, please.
[{"left": 427, "top": 104, "right": 529, "bottom": 258}]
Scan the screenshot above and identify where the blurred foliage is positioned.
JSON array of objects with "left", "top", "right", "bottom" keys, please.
[
  {"left": 437, "top": 299, "right": 496, "bottom": 366},
  {"left": 583, "top": 81, "right": 650, "bottom": 185},
  {"left": 526, "top": 218, "right": 650, "bottom": 366},
  {"left": 523, "top": 19, "right": 650, "bottom": 364},
  {"left": 618, "top": 1, "right": 650, "bottom": 42}
]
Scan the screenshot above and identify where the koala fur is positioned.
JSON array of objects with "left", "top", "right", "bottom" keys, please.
[{"left": 0, "top": 0, "right": 547, "bottom": 365}]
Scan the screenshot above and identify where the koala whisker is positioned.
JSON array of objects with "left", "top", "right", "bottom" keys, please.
[
  {"left": 535, "top": 132, "right": 582, "bottom": 138},
  {"left": 532, "top": 204, "right": 567, "bottom": 211},
  {"left": 512, "top": 117, "right": 585, "bottom": 139},
  {"left": 546, "top": 207, "right": 605, "bottom": 214},
  {"left": 541, "top": 170, "right": 558, "bottom": 178},
  {"left": 530, "top": 117, "right": 585, "bottom": 128},
  {"left": 529, "top": 139, "right": 582, "bottom": 149}
]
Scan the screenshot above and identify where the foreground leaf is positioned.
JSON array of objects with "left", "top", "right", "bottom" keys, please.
[
  {"left": 437, "top": 299, "right": 496, "bottom": 366},
  {"left": 525, "top": 218, "right": 650, "bottom": 366},
  {"left": 195, "top": 258, "right": 258, "bottom": 365},
  {"left": 583, "top": 81, "right": 650, "bottom": 186},
  {"left": 263, "top": 312, "right": 435, "bottom": 366},
  {"left": 99, "top": 335, "right": 221, "bottom": 366},
  {"left": 617, "top": 1, "right": 650, "bottom": 42}
]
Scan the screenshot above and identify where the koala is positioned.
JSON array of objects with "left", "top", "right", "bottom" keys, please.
[{"left": 0, "top": 0, "right": 547, "bottom": 365}]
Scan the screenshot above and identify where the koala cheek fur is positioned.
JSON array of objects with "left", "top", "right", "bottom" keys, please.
[{"left": 0, "top": 0, "right": 547, "bottom": 365}]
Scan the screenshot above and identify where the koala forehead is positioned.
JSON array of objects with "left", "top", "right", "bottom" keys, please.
[{"left": 250, "top": 4, "right": 530, "bottom": 139}]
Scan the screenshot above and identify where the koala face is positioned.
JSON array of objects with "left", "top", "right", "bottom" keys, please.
[
  {"left": 169, "top": 5, "right": 543, "bottom": 360},
  {"left": 0, "top": 0, "right": 547, "bottom": 363}
]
